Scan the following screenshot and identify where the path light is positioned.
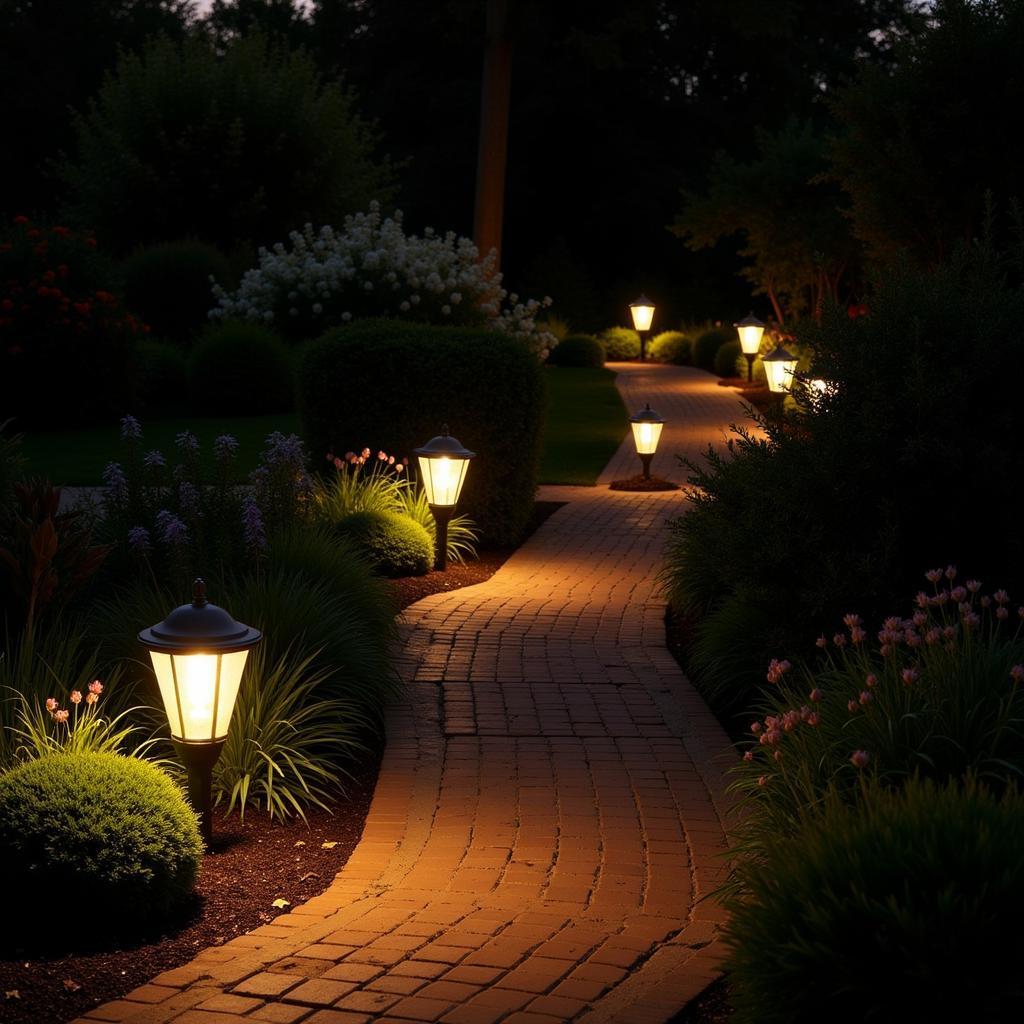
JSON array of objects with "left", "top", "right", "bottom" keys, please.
[
  {"left": 629, "top": 294, "right": 656, "bottom": 362},
  {"left": 763, "top": 342, "right": 798, "bottom": 394},
  {"left": 630, "top": 403, "right": 665, "bottom": 479},
  {"left": 734, "top": 311, "right": 765, "bottom": 381},
  {"left": 139, "top": 579, "right": 261, "bottom": 845},
  {"left": 415, "top": 426, "right": 476, "bottom": 571}
]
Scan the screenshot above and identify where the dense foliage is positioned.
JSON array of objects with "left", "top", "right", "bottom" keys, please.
[
  {"left": 299, "top": 319, "right": 546, "bottom": 544},
  {"left": 335, "top": 508, "right": 433, "bottom": 577},
  {"left": 597, "top": 326, "right": 640, "bottom": 360},
  {"left": 647, "top": 330, "right": 691, "bottom": 365},
  {"left": 0, "top": 752, "right": 202, "bottom": 934},
  {"left": 547, "top": 334, "right": 605, "bottom": 368}
]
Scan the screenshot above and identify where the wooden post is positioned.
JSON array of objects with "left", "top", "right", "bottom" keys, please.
[{"left": 473, "top": 0, "right": 512, "bottom": 269}]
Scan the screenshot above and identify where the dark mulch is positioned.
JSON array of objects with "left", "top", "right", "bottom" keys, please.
[
  {"left": 718, "top": 377, "right": 772, "bottom": 414},
  {"left": 1, "top": 501, "right": 569, "bottom": 1024},
  {"left": 0, "top": 755, "right": 379, "bottom": 1024},
  {"left": 608, "top": 475, "right": 680, "bottom": 492}
]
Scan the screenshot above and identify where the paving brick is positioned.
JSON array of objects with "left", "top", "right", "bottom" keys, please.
[{"left": 281, "top": 979, "right": 359, "bottom": 1006}]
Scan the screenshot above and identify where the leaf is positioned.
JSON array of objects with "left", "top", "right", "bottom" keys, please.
[
  {"left": 321, "top": 841, "right": 338, "bottom": 849},
  {"left": 62, "top": 979, "right": 82, "bottom": 992},
  {"left": 271, "top": 898, "right": 290, "bottom": 909}
]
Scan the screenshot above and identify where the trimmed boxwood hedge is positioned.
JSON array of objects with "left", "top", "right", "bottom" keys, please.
[
  {"left": 298, "top": 319, "right": 546, "bottom": 544},
  {"left": 548, "top": 334, "right": 605, "bottom": 368}
]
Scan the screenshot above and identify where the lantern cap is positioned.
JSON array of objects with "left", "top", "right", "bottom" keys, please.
[
  {"left": 630, "top": 402, "right": 665, "bottom": 424},
  {"left": 629, "top": 294, "right": 655, "bottom": 308},
  {"left": 734, "top": 311, "right": 764, "bottom": 329},
  {"left": 138, "top": 578, "right": 262, "bottom": 654},
  {"left": 763, "top": 344, "right": 797, "bottom": 363},
  {"left": 414, "top": 425, "right": 476, "bottom": 460}
]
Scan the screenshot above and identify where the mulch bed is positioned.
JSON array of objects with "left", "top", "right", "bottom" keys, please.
[
  {"left": 608, "top": 475, "right": 680, "bottom": 492},
  {"left": 1, "top": 500, "right": 569, "bottom": 1024}
]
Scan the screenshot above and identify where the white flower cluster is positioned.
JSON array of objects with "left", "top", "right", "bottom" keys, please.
[{"left": 210, "top": 202, "right": 554, "bottom": 358}]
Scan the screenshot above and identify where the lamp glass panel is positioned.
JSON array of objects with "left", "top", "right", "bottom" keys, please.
[
  {"left": 737, "top": 323, "right": 765, "bottom": 355},
  {"left": 418, "top": 455, "right": 470, "bottom": 507},
  {"left": 631, "top": 420, "right": 663, "bottom": 455},
  {"left": 630, "top": 304, "right": 655, "bottom": 332},
  {"left": 765, "top": 357, "right": 797, "bottom": 393},
  {"left": 149, "top": 649, "right": 249, "bottom": 741}
]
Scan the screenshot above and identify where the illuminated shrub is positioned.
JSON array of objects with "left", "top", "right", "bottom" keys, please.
[
  {"left": 335, "top": 509, "right": 432, "bottom": 577},
  {"left": 598, "top": 326, "right": 640, "bottom": 360},
  {"left": 548, "top": 334, "right": 604, "bottom": 367}
]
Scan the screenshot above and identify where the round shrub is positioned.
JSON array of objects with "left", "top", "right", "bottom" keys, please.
[
  {"left": 548, "top": 334, "right": 604, "bottom": 368},
  {"left": 123, "top": 240, "right": 232, "bottom": 342},
  {"left": 335, "top": 509, "right": 433, "bottom": 577},
  {"left": 648, "top": 330, "right": 691, "bottom": 365},
  {"left": 189, "top": 320, "right": 293, "bottom": 415},
  {"left": 0, "top": 751, "right": 203, "bottom": 934},
  {"left": 136, "top": 339, "right": 188, "bottom": 414},
  {"left": 725, "top": 777, "right": 1024, "bottom": 1023},
  {"left": 598, "top": 326, "right": 641, "bottom": 360},
  {"left": 713, "top": 338, "right": 742, "bottom": 377},
  {"left": 692, "top": 328, "right": 731, "bottom": 371}
]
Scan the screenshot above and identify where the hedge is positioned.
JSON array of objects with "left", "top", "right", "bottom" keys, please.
[{"left": 298, "top": 319, "right": 546, "bottom": 544}]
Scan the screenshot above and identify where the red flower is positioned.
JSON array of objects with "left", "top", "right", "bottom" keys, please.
[{"left": 12, "top": 215, "right": 29, "bottom": 225}]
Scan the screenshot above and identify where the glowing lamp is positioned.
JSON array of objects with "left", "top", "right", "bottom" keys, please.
[
  {"left": 630, "top": 403, "right": 665, "bottom": 479},
  {"left": 139, "top": 578, "right": 261, "bottom": 843},
  {"left": 734, "top": 311, "right": 765, "bottom": 381},
  {"left": 763, "top": 344, "right": 798, "bottom": 394},
  {"left": 415, "top": 426, "right": 476, "bottom": 570},
  {"left": 629, "top": 294, "right": 656, "bottom": 360}
]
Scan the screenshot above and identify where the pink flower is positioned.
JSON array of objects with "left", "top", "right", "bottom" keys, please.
[
  {"left": 865, "top": 673, "right": 877, "bottom": 688},
  {"left": 843, "top": 613, "right": 862, "bottom": 629},
  {"left": 850, "top": 749, "right": 870, "bottom": 769},
  {"left": 806, "top": 712, "right": 820, "bottom": 727},
  {"left": 85, "top": 692, "right": 98, "bottom": 706},
  {"left": 902, "top": 667, "right": 919, "bottom": 686},
  {"left": 850, "top": 626, "right": 866, "bottom": 645},
  {"left": 1010, "top": 665, "right": 1024, "bottom": 684},
  {"left": 966, "top": 579, "right": 981, "bottom": 593},
  {"left": 395, "top": 463, "right": 404, "bottom": 473},
  {"left": 378, "top": 450, "right": 387, "bottom": 461},
  {"left": 773, "top": 750, "right": 783, "bottom": 762},
  {"left": 750, "top": 722, "right": 762, "bottom": 734},
  {"left": 361, "top": 448, "right": 370, "bottom": 458},
  {"left": 925, "top": 568, "right": 943, "bottom": 584},
  {"left": 847, "top": 699, "right": 858, "bottom": 713},
  {"left": 88, "top": 680, "right": 103, "bottom": 695},
  {"left": 343, "top": 451, "right": 354, "bottom": 461},
  {"left": 859, "top": 690, "right": 873, "bottom": 705},
  {"left": 388, "top": 455, "right": 395, "bottom": 465},
  {"left": 996, "top": 606, "right": 1009, "bottom": 620},
  {"left": 809, "top": 688, "right": 822, "bottom": 702},
  {"left": 915, "top": 591, "right": 930, "bottom": 609},
  {"left": 757, "top": 775, "right": 768, "bottom": 787},
  {"left": 832, "top": 633, "right": 846, "bottom": 648},
  {"left": 945, "top": 565, "right": 957, "bottom": 581},
  {"left": 980, "top": 595, "right": 991, "bottom": 608},
  {"left": 70, "top": 690, "right": 82, "bottom": 704},
  {"left": 963, "top": 611, "right": 981, "bottom": 630},
  {"left": 45, "top": 698, "right": 58, "bottom": 712},
  {"left": 925, "top": 628, "right": 941, "bottom": 645},
  {"left": 743, "top": 750, "right": 754, "bottom": 762},
  {"left": 912, "top": 611, "right": 927, "bottom": 627},
  {"left": 333, "top": 457, "right": 343, "bottom": 470},
  {"left": 815, "top": 635, "right": 827, "bottom": 649},
  {"left": 950, "top": 586, "right": 967, "bottom": 603},
  {"left": 766, "top": 658, "right": 792, "bottom": 684},
  {"left": 994, "top": 589, "right": 1009, "bottom": 605},
  {"left": 54, "top": 709, "right": 69, "bottom": 723}
]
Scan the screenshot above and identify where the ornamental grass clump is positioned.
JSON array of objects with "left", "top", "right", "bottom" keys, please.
[
  {"left": 724, "top": 776, "right": 1024, "bottom": 1024},
  {"left": 0, "top": 751, "right": 202, "bottom": 939},
  {"left": 733, "top": 567, "right": 1024, "bottom": 848},
  {"left": 211, "top": 202, "right": 554, "bottom": 357}
]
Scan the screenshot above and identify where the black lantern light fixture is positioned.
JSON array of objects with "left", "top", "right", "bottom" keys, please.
[
  {"left": 414, "top": 426, "right": 476, "bottom": 571},
  {"left": 763, "top": 342, "right": 799, "bottom": 395},
  {"left": 629, "top": 294, "right": 656, "bottom": 362},
  {"left": 630, "top": 403, "right": 665, "bottom": 480},
  {"left": 734, "top": 311, "right": 765, "bottom": 382},
  {"left": 139, "top": 579, "right": 261, "bottom": 844}
]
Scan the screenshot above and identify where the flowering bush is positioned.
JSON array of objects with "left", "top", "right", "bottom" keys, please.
[
  {"left": 103, "top": 416, "right": 313, "bottom": 588},
  {"left": 0, "top": 216, "right": 142, "bottom": 426},
  {"left": 733, "top": 567, "right": 1024, "bottom": 847},
  {"left": 211, "top": 203, "right": 555, "bottom": 357}
]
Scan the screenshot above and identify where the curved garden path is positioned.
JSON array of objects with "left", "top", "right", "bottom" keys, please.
[{"left": 74, "top": 364, "right": 748, "bottom": 1024}]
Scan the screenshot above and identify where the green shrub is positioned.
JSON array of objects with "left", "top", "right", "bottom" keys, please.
[
  {"left": 336, "top": 509, "right": 433, "bottom": 577},
  {"left": 298, "top": 319, "right": 546, "bottom": 544},
  {"left": 548, "top": 334, "right": 605, "bottom": 368},
  {"left": 123, "top": 240, "right": 231, "bottom": 342},
  {"left": 0, "top": 752, "right": 202, "bottom": 933},
  {"left": 692, "top": 328, "right": 730, "bottom": 370},
  {"left": 598, "top": 326, "right": 641, "bottom": 360},
  {"left": 59, "top": 34, "right": 394, "bottom": 254},
  {"left": 648, "top": 330, "right": 691, "bottom": 365},
  {"left": 662, "top": 247, "right": 1024, "bottom": 716},
  {"left": 713, "top": 338, "right": 742, "bottom": 377},
  {"left": 215, "top": 644, "right": 368, "bottom": 821},
  {"left": 136, "top": 340, "right": 188, "bottom": 415},
  {"left": 0, "top": 217, "right": 139, "bottom": 428},
  {"left": 188, "top": 321, "right": 293, "bottom": 415},
  {"left": 725, "top": 777, "right": 1024, "bottom": 1024}
]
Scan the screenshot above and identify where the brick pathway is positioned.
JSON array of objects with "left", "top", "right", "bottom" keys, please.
[{"left": 73, "top": 364, "right": 748, "bottom": 1024}]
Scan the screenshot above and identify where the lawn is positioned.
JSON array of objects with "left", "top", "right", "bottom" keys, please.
[
  {"left": 20, "top": 413, "right": 300, "bottom": 484},
  {"left": 539, "top": 366, "right": 627, "bottom": 485},
  {"left": 19, "top": 367, "right": 627, "bottom": 487}
]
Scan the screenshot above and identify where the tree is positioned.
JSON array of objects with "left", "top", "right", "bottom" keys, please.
[
  {"left": 830, "top": 0, "right": 1024, "bottom": 265},
  {"left": 674, "top": 119, "right": 861, "bottom": 323},
  {"left": 58, "top": 32, "right": 394, "bottom": 255}
]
